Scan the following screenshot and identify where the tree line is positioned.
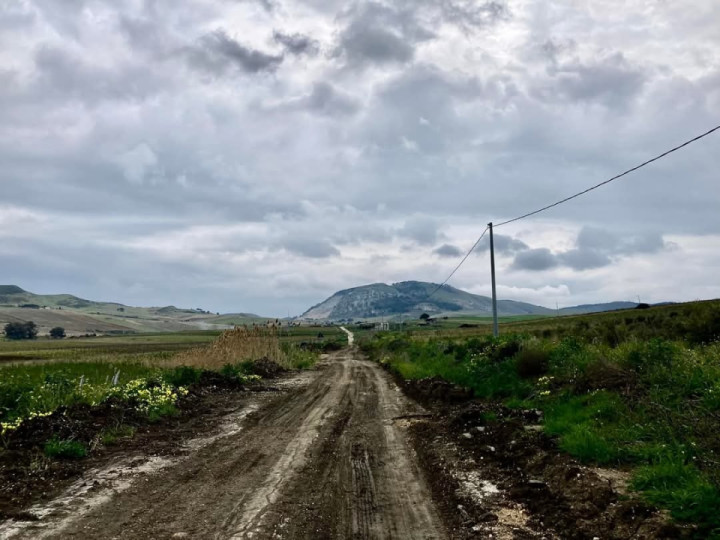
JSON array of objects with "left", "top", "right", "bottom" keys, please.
[{"left": 3, "top": 322, "right": 65, "bottom": 340}]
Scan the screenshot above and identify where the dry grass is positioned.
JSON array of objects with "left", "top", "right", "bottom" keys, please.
[{"left": 166, "top": 326, "right": 285, "bottom": 370}]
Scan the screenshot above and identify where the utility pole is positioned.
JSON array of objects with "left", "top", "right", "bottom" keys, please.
[{"left": 489, "top": 222, "right": 499, "bottom": 337}]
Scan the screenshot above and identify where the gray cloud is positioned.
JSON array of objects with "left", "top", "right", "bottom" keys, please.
[
  {"left": 509, "top": 227, "right": 668, "bottom": 272},
  {"left": 557, "top": 249, "right": 611, "bottom": 271},
  {"left": 307, "top": 82, "right": 360, "bottom": 115},
  {"left": 433, "top": 243, "right": 463, "bottom": 257},
  {"left": 535, "top": 53, "right": 647, "bottom": 107},
  {"left": 273, "top": 30, "right": 320, "bottom": 56},
  {"left": 476, "top": 234, "right": 528, "bottom": 255},
  {"left": 338, "top": 26, "right": 413, "bottom": 66},
  {"left": 1, "top": 0, "right": 719, "bottom": 315},
  {"left": 439, "top": 1, "right": 509, "bottom": 33},
  {"left": 576, "top": 227, "right": 666, "bottom": 256},
  {"left": 263, "top": 81, "right": 361, "bottom": 116},
  {"left": 188, "top": 30, "right": 283, "bottom": 74},
  {"left": 399, "top": 216, "right": 442, "bottom": 245},
  {"left": 279, "top": 236, "right": 340, "bottom": 258},
  {"left": 512, "top": 248, "right": 559, "bottom": 271},
  {"left": 334, "top": 2, "right": 434, "bottom": 67},
  {"left": 240, "top": 0, "right": 276, "bottom": 12}
]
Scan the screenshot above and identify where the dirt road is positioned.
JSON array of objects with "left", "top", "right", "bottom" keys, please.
[{"left": 9, "top": 345, "right": 446, "bottom": 539}]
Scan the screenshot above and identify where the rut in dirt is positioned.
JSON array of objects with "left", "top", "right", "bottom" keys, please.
[{"left": 12, "top": 347, "right": 446, "bottom": 540}]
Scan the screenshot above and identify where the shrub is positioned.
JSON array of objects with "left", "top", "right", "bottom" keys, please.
[
  {"left": 4, "top": 321, "right": 38, "bottom": 340},
  {"left": 49, "top": 326, "right": 66, "bottom": 339},
  {"left": 487, "top": 338, "right": 522, "bottom": 363},
  {"left": 44, "top": 438, "right": 87, "bottom": 459},
  {"left": 165, "top": 366, "right": 202, "bottom": 387},
  {"left": 515, "top": 343, "right": 550, "bottom": 378},
  {"left": 579, "top": 357, "right": 631, "bottom": 391}
]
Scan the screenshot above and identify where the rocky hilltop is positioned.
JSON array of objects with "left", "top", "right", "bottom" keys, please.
[{"left": 300, "top": 281, "right": 555, "bottom": 320}]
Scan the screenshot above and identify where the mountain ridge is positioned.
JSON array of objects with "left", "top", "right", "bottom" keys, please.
[{"left": 300, "top": 281, "right": 639, "bottom": 320}]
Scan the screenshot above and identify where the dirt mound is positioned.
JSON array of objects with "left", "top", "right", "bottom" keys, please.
[
  {"left": 245, "top": 357, "right": 287, "bottom": 378},
  {"left": 405, "top": 399, "right": 687, "bottom": 539},
  {"left": 0, "top": 371, "right": 270, "bottom": 519},
  {"left": 401, "top": 376, "right": 474, "bottom": 403}
]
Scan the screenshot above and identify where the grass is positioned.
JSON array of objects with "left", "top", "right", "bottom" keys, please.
[
  {"left": 0, "top": 332, "right": 220, "bottom": 365},
  {"left": 360, "top": 301, "right": 720, "bottom": 536},
  {"left": 0, "top": 326, "right": 325, "bottom": 449},
  {"left": 44, "top": 438, "right": 87, "bottom": 459},
  {"left": 392, "top": 299, "right": 720, "bottom": 346},
  {"left": 170, "top": 326, "right": 320, "bottom": 370},
  {"left": 100, "top": 424, "right": 136, "bottom": 445}
]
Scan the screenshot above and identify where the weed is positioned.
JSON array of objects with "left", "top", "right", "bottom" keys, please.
[
  {"left": 100, "top": 425, "right": 136, "bottom": 445},
  {"left": 44, "top": 438, "right": 87, "bottom": 459}
]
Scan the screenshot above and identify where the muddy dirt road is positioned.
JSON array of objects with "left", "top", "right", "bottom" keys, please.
[{"left": 8, "top": 346, "right": 447, "bottom": 539}]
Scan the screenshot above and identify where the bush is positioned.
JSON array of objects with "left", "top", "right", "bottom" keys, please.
[
  {"left": 44, "top": 438, "right": 87, "bottom": 459},
  {"left": 487, "top": 339, "right": 522, "bottom": 363},
  {"left": 578, "top": 357, "right": 631, "bottom": 391},
  {"left": 49, "top": 326, "right": 66, "bottom": 339},
  {"left": 165, "top": 366, "right": 202, "bottom": 387},
  {"left": 515, "top": 343, "right": 550, "bottom": 378},
  {"left": 4, "top": 321, "right": 38, "bottom": 340}
]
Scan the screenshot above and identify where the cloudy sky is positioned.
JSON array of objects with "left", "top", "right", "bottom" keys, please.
[{"left": 1, "top": 0, "right": 719, "bottom": 315}]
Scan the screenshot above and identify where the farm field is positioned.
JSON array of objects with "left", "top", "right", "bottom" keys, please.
[
  {"left": 0, "top": 332, "right": 221, "bottom": 365},
  {"left": 2, "top": 302, "right": 720, "bottom": 538}
]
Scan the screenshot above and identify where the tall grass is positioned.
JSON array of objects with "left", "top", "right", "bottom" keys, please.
[
  {"left": 0, "top": 326, "right": 319, "bottom": 447},
  {"left": 169, "top": 326, "right": 287, "bottom": 369}
]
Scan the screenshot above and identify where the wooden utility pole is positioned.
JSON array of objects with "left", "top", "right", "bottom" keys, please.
[{"left": 489, "top": 222, "right": 499, "bottom": 337}]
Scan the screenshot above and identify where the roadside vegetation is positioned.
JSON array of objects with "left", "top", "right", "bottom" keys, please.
[
  {"left": 0, "top": 326, "right": 323, "bottom": 457},
  {"left": 360, "top": 300, "right": 720, "bottom": 537}
]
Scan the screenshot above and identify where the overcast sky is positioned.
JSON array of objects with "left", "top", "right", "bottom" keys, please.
[{"left": 1, "top": 0, "right": 719, "bottom": 315}]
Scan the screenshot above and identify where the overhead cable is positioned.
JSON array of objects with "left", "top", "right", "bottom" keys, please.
[{"left": 494, "top": 123, "right": 720, "bottom": 228}]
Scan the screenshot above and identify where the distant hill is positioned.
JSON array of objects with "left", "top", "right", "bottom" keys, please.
[
  {"left": 558, "top": 302, "right": 639, "bottom": 315},
  {"left": 300, "top": 281, "right": 642, "bottom": 321},
  {"left": 0, "top": 286, "right": 263, "bottom": 336},
  {"left": 300, "top": 281, "right": 555, "bottom": 320}
]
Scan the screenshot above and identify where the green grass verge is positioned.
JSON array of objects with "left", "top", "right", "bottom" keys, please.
[{"left": 362, "top": 329, "right": 720, "bottom": 537}]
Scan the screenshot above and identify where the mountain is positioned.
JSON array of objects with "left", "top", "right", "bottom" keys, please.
[
  {"left": 300, "top": 281, "right": 644, "bottom": 321},
  {"left": 0, "top": 286, "right": 263, "bottom": 335},
  {"left": 300, "top": 281, "right": 556, "bottom": 320}
]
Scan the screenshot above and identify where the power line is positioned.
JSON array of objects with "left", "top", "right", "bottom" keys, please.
[
  {"left": 426, "top": 226, "right": 489, "bottom": 299},
  {"left": 495, "top": 123, "right": 720, "bottom": 228},
  {"left": 426, "top": 122, "right": 720, "bottom": 300}
]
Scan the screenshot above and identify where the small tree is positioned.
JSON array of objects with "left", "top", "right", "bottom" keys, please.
[
  {"left": 49, "top": 326, "right": 66, "bottom": 339},
  {"left": 419, "top": 313, "right": 430, "bottom": 321},
  {"left": 4, "top": 321, "right": 38, "bottom": 340}
]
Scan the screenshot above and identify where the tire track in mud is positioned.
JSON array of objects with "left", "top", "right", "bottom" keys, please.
[
  {"left": 350, "top": 444, "right": 378, "bottom": 538},
  {"left": 10, "top": 348, "right": 446, "bottom": 539},
  {"left": 258, "top": 351, "right": 446, "bottom": 540}
]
